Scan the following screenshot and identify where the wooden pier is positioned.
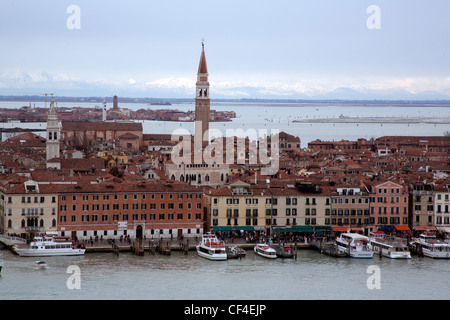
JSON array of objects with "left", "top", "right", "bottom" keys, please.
[
  {"left": 156, "top": 240, "right": 171, "bottom": 255},
  {"left": 310, "top": 237, "right": 347, "bottom": 258},
  {"left": 132, "top": 239, "right": 145, "bottom": 255}
]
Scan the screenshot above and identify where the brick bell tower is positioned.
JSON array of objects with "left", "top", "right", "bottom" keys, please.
[{"left": 194, "top": 41, "right": 210, "bottom": 151}]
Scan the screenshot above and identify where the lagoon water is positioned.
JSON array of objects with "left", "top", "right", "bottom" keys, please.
[
  {"left": 0, "top": 101, "right": 449, "bottom": 147},
  {"left": 0, "top": 101, "right": 449, "bottom": 300},
  {"left": 0, "top": 248, "right": 449, "bottom": 300}
]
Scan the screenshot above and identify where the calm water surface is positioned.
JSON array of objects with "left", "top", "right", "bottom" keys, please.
[
  {"left": 1, "top": 102, "right": 449, "bottom": 147},
  {"left": 1, "top": 101, "right": 449, "bottom": 300},
  {"left": 1, "top": 248, "right": 448, "bottom": 300}
]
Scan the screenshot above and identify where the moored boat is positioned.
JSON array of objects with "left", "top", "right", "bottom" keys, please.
[
  {"left": 415, "top": 232, "right": 450, "bottom": 259},
  {"left": 12, "top": 235, "right": 86, "bottom": 257},
  {"left": 311, "top": 237, "right": 347, "bottom": 257},
  {"left": 275, "top": 245, "right": 295, "bottom": 259},
  {"left": 369, "top": 231, "right": 411, "bottom": 259},
  {"left": 226, "top": 245, "right": 246, "bottom": 259},
  {"left": 196, "top": 232, "right": 227, "bottom": 261},
  {"left": 335, "top": 233, "right": 373, "bottom": 259},
  {"left": 254, "top": 243, "right": 277, "bottom": 259}
]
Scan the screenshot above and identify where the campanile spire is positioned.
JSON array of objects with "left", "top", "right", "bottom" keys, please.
[{"left": 194, "top": 41, "right": 210, "bottom": 150}]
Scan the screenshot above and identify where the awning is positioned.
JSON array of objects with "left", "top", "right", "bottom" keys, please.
[
  {"left": 212, "top": 226, "right": 232, "bottom": 232},
  {"left": 413, "top": 226, "right": 436, "bottom": 231},
  {"left": 233, "top": 226, "right": 255, "bottom": 231},
  {"left": 377, "top": 225, "right": 395, "bottom": 232},
  {"left": 332, "top": 227, "right": 349, "bottom": 232},
  {"left": 273, "top": 226, "right": 315, "bottom": 233},
  {"left": 311, "top": 226, "right": 333, "bottom": 232},
  {"left": 395, "top": 225, "right": 410, "bottom": 231},
  {"left": 291, "top": 226, "right": 315, "bottom": 233},
  {"left": 212, "top": 226, "right": 255, "bottom": 232}
]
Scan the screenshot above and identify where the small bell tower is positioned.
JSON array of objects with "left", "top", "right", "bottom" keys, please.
[{"left": 46, "top": 100, "right": 60, "bottom": 166}]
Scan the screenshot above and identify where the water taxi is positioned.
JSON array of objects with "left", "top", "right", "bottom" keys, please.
[
  {"left": 275, "top": 245, "right": 295, "bottom": 259},
  {"left": 254, "top": 243, "right": 277, "bottom": 259},
  {"left": 226, "top": 245, "right": 246, "bottom": 259},
  {"left": 369, "top": 231, "right": 411, "bottom": 259},
  {"left": 416, "top": 232, "right": 450, "bottom": 259},
  {"left": 335, "top": 233, "right": 373, "bottom": 259},
  {"left": 196, "top": 232, "right": 227, "bottom": 261},
  {"left": 12, "top": 236, "right": 86, "bottom": 257}
]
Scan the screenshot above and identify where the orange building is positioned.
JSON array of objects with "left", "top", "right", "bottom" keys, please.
[
  {"left": 369, "top": 180, "right": 409, "bottom": 230},
  {"left": 57, "top": 179, "right": 204, "bottom": 240}
]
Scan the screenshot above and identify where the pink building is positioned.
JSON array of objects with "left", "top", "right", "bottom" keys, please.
[{"left": 369, "top": 180, "right": 409, "bottom": 229}]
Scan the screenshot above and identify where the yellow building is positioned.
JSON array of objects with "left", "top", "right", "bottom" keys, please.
[
  {"left": 0, "top": 180, "right": 59, "bottom": 238},
  {"left": 204, "top": 180, "right": 269, "bottom": 233},
  {"left": 96, "top": 150, "right": 129, "bottom": 167}
]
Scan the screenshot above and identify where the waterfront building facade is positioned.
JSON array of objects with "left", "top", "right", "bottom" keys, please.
[
  {"left": 409, "top": 182, "right": 436, "bottom": 232},
  {"left": 56, "top": 180, "right": 204, "bottom": 240},
  {"left": 204, "top": 180, "right": 334, "bottom": 235},
  {"left": 434, "top": 182, "right": 450, "bottom": 233},
  {"left": 328, "top": 186, "right": 371, "bottom": 230},
  {"left": 0, "top": 179, "right": 58, "bottom": 238},
  {"left": 205, "top": 180, "right": 268, "bottom": 233},
  {"left": 368, "top": 180, "right": 409, "bottom": 229}
]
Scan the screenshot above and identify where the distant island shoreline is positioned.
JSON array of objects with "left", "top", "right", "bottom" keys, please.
[
  {"left": 1, "top": 95, "right": 450, "bottom": 107},
  {"left": 293, "top": 116, "right": 450, "bottom": 124}
]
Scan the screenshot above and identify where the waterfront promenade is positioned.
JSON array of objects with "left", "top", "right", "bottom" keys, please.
[{"left": 77, "top": 236, "right": 312, "bottom": 254}]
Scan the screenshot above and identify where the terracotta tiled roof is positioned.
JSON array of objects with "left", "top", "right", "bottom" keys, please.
[
  {"left": 61, "top": 121, "right": 142, "bottom": 132},
  {"left": 198, "top": 43, "right": 208, "bottom": 74}
]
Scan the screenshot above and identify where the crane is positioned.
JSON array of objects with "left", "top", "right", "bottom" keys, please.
[{"left": 23, "top": 93, "right": 54, "bottom": 108}]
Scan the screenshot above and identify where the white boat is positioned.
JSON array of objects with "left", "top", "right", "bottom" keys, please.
[
  {"left": 226, "top": 245, "right": 246, "bottom": 259},
  {"left": 254, "top": 243, "right": 277, "bottom": 259},
  {"left": 416, "top": 232, "right": 450, "bottom": 259},
  {"left": 35, "top": 261, "right": 47, "bottom": 269},
  {"left": 335, "top": 233, "right": 374, "bottom": 259},
  {"left": 196, "top": 232, "right": 227, "bottom": 261},
  {"left": 369, "top": 231, "right": 411, "bottom": 259},
  {"left": 12, "top": 236, "right": 86, "bottom": 257}
]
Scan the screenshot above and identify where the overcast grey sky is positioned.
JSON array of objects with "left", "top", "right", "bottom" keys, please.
[{"left": 1, "top": 0, "right": 449, "bottom": 99}]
